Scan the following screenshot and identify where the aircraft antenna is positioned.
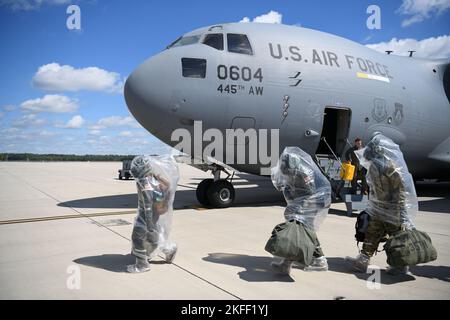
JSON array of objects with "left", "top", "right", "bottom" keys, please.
[
  {"left": 408, "top": 50, "right": 416, "bottom": 57},
  {"left": 385, "top": 50, "right": 394, "bottom": 55}
]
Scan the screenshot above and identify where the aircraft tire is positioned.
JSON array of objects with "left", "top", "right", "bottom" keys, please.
[
  {"left": 196, "top": 178, "right": 214, "bottom": 206},
  {"left": 206, "top": 179, "right": 235, "bottom": 208}
]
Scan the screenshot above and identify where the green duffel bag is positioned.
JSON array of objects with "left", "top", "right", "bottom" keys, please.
[
  {"left": 265, "top": 220, "right": 317, "bottom": 265},
  {"left": 384, "top": 228, "right": 437, "bottom": 267}
]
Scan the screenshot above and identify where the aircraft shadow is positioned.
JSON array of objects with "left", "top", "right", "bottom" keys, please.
[
  {"left": 58, "top": 189, "right": 285, "bottom": 210},
  {"left": 73, "top": 253, "right": 166, "bottom": 273},
  {"left": 419, "top": 198, "right": 450, "bottom": 214},
  {"left": 59, "top": 194, "right": 138, "bottom": 209},
  {"left": 59, "top": 174, "right": 286, "bottom": 210},
  {"left": 409, "top": 265, "right": 450, "bottom": 282},
  {"left": 202, "top": 253, "right": 294, "bottom": 282},
  {"left": 416, "top": 181, "right": 450, "bottom": 214},
  {"left": 58, "top": 177, "right": 449, "bottom": 214},
  {"left": 326, "top": 257, "right": 416, "bottom": 285}
]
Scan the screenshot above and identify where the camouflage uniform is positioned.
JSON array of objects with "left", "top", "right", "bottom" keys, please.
[
  {"left": 346, "top": 134, "right": 417, "bottom": 274},
  {"left": 270, "top": 147, "right": 331, "bottom": 274},
  {"left": 127, "top": 155, "right": 179, "bottom": 273},
  {"left": 362, "top": 158, "right": 407, "bottom": 257},
  {"left": 131, "top": 176, "right": 171, "bottom": 260}
]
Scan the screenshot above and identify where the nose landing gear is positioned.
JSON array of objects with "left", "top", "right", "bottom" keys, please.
[{"left": 195, "top": 164, "right": 236, "bottom": 208}]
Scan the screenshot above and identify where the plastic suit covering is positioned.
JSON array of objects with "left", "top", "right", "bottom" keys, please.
[
  {"left": 130, "top": 155, "right": 179, "bottom": 263},
  {"left": 355, "top": 134, "right": 417, "bottom": 229},
  {"left": 271, "top": 147, "right": 332, "bottom": 231}
]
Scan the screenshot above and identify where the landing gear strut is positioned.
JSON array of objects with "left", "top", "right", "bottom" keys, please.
[{"left": 196, "top": 164, "right": 236, "bottom": 208}]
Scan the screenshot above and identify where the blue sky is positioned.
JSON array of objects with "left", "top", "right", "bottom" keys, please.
[{"left": 0, "top": 0, "right": 449, "bottom": 155}]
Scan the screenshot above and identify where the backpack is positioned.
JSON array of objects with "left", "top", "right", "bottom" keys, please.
[
  {"left": 355, "top": 211, "right": 371, "bottom": 243},
  {"left": 265, "top": 220, "right": 317, "bottom": 265},
  {"left": 384, "top": 229, "right": 437, "bottom": 267}
]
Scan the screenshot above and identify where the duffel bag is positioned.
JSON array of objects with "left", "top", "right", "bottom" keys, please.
[
  {"left": 265, "top": 220, "right": 317, "bottom": 265},
  {"left": 384, "top": 228, "right": 437, "bottom": 267}
]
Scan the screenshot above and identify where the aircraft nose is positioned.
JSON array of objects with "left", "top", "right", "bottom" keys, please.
[{"left": 124, "top": 57, "right": 170, "bottom": 134}]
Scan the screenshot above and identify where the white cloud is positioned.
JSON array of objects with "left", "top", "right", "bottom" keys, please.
[
  {"left": 364, "top": 35, "right": 374, "bottom": 42},
  {"left": 240, "top": 10, "right": 282, "bottom": 24},
  {"left": 12, "top": 114, "right": 48, "bottom": 128},
  {"left": 366, "top": 35, "right": 450, "bottom": 59},
  {"left": 32, "top": 63, "right": 124, "bottom": 94},
  {"left": 38, "top": 130, "right": 56, "bottom": 137},
  {"left": 3, "top": 105, "right": 16, "bottom": 111},
  {"left": 96, "top": 116, "right": 141, "bottom": 129},
  {"left": 1, "top": 128, "right": 19, "bottom": 134},
  {"left": 89, "top": 129, "right": 101, "bottom": 135},
  {"left": 397, "top": 0, "right": 450, "bottom": 27},
  {"left": 64, "top": 115, "right": 85, "bottom": 129},
  {"left": 88, "top": 125, "right": 103, "bottom": 131},
  {"left": 21, "top": 94, "right": 79, "bottom": 113},
  {"left": 0, "top": 0, "right": 70, "bottom": 11},
  {"left": 119, "top": 131, "right": 132, "bottom": 137}
]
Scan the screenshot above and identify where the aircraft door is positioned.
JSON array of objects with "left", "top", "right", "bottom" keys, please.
[{"left": 316, "top": 107, "right": 352, "bottom": 157}]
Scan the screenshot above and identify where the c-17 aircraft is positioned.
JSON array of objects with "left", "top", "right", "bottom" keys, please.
[{"left": 124, "top": 23, "right": 450, "bottom": 208}]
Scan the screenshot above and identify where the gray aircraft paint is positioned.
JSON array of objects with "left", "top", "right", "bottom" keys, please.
[{"left": 124, "top": 23, "right": 450, "bottom": 179}]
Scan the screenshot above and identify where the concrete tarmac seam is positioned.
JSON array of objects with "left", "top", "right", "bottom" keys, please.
[{"left": 0, "top": 211, "right": 137, "bottom": 225}]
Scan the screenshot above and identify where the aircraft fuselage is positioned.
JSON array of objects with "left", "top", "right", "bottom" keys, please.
[{"left": 125, "top": 23, "right": 450, "bottom": 179}]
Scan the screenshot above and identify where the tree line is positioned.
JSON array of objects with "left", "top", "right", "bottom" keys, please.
[{"left": 0, "top": 153, "right": 138, "bottom": 162}]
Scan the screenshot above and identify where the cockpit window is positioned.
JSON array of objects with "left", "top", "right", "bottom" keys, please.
[
  {"left": 203, "top": 33, "right": 223, "bottom": 51},
  {"left": 167, "top": 35, "right": 201, "bottom": 49},
  {"left": 227, "top": 34, "right": 253, "bottom": 55},
  {"left": 182, "top": 58, "right": 206, "bottom": 78}
]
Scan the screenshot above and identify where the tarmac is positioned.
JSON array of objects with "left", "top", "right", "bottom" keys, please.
[{"left": 0, "top": 161, "right": 449, "bottom": 300}]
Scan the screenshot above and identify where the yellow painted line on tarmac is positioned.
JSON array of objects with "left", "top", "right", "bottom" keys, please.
[
  {"left": 194, "top": 206, "right": 209, "bottom": 211},
  {"left": 184, "top": 205, "right": 209, "bottom": 211}
]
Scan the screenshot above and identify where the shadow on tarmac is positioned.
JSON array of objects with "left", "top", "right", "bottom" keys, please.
[
  {"left": 328, "top": 257, "right": 450, "bottom": 284},
  {"left": 58, "top": 177, "right": 449, "bottom": 215},
  {"left": 58, "top": 175, "right": 285, "bottom": 210},
  {"left": 58, "top": 189, "right": 285, "bottom": 210},
  {"left": 59, "top": 193, "right": 139, "bottom": 209},
  {"left": 409, "top": 264, "right": 450, "bottom": 282},
  {"left": 416, "top": 181, "right": 450, "bottom": 214},
  {"left": 203, "top": 253, "right": 295, "bottom": 282},
  {"left": 327, "top": 257, "right": 424, "bottom": 285},
  {"left": 74, "top": 254, "right": 166, "bottom": 273}
]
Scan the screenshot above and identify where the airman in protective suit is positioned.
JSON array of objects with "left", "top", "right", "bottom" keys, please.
[
  {"left": 127, "top": 155, "right": 179, "bottom": 273},
  {"left": 346, "top": 134, "right": 417, "bottom": 275},
  {"left": 270, "top": 147, "right": 332, "bottom": 275}
]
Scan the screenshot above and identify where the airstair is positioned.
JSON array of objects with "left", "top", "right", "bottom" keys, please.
[{"left": 315, "top": 137, "right": 368, "bottom": 216}]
